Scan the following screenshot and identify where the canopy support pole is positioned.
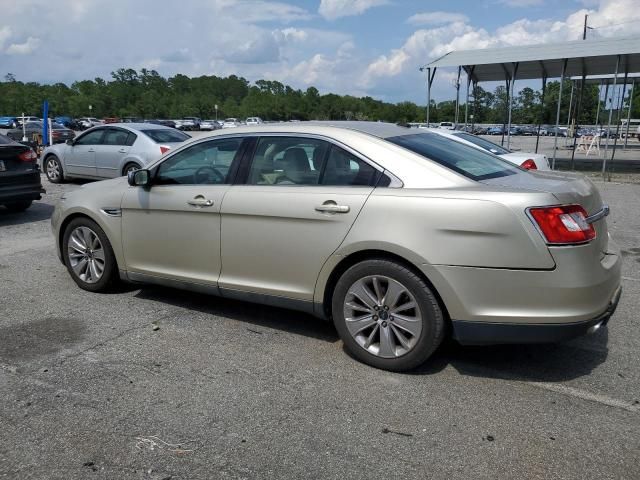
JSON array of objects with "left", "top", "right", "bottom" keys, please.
[
  {"left": 455, "top": 66, "right": 461, "bottom": 127},
  {"left": 506, "top": 62, "right": 518, "bottom": 150},
  {"left": 535, "top": 76, "right": 547, "bottom": 154},
  {"left": 425, "top": 67, "right": 436, "bottom": 126},
  {"left": 603, "top": 55, "right": 620, "bottom": 177},
  {"left": 570, "top": 74, "right": 587, "bottom": 170},
  {"left": 594, "top": 79, "right": 603, "bottom": 129},
  {"left": 566, "top": 80, "right": 575, "bottom": 146},
  {"left": 464, "top": 66, "right": 474, "bottom": 130},
  {"left": 609, "top": 65, "right": 628, "bottom": 168},
  {"left": 624, "top": 80, "right": 634, "bottom": 149},
  {"left": 552, "top": 59, "right": 568, "bottom": 170},
  {"left": 502, "top": 77, "right": 510, "bottom": 146}
]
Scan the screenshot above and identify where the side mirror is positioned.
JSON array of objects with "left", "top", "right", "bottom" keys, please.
[
  {"left": 66, "top": 139, "right": 74, "bottom": 146},
  {"left": 128, "top": 169, "right": 151, "bottom": 187}
]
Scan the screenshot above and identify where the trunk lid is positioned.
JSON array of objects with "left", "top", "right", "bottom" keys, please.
[{"left": 481, "top": 170, "right": 609, "bottom": 252}]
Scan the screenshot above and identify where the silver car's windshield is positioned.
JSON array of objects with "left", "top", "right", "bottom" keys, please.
[
  {"left": 388, "top": 132, "right": 520, "bottom": 181},
  {"left": 452, "top": 132, "right": 511, "bottom": 155}
]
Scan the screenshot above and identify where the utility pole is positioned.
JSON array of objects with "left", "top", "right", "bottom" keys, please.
[{"left": 583, "top": 14, "right": 588, "bottom": 40}]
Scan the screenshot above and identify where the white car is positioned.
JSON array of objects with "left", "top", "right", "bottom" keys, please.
[
  {"left": 222, "top": 118, "right": 241, "bottom": 128},
  {"left": 246, "top": 117, "right": 263, "bottom": 126},
  {"left": 438, "top": 122, "right": 455, "bottom": 130},
  {"left": 429, "top": 129, "right": 549, "bottom": 170}
]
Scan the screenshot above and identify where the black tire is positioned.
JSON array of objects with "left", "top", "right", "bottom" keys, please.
[
  {"left": 62, "top": 217, "right": 119, "bottom": 292},
  {"left": 44, "top": 155, "right": 64, "bottom": 183},
  {"left": 332, "top": 259, "right": 445, "bottom": 372},
  {"left": 122, "top": 162, "right": 140, "bottom": 176},
  {"left": 4, "top": 200, "right": 32, "bottom": 212}
]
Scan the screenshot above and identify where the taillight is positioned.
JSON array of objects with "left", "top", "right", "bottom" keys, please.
[
  {"left": 528, "top": 205, "right": 595, "bottom": 245},
  {"left": 18, "top": 149, "right": 37, "bottom": 162},
  {"left": 520, "top": 159, "right": 537, "bottom": 170},
  {"left": 160, "top": 146, "right": 170, "bottom": 155}
]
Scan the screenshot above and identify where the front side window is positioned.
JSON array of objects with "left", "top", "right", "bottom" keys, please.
[
  {"left": 388, "top": 132, "right": 520, "bottom": 181},
  {"left": 75, "top": 129, "right": 105, "bottom": 146},
  {"left": 155, "top": 138, "right": 242, "bottom": 185}
]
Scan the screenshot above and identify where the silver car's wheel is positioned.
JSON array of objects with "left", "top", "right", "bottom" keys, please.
[
  {"left": 344, "top": 275, "right": 422, "bottom": 358},
  {"left": 45, "top": 156, "right": 63, "bottom": 183},
  {"left": 67, "top": 226, "right": 106, "bottom": 284},
  {"left": 123, "top": 162, "right": 140, "bottom": 175}
]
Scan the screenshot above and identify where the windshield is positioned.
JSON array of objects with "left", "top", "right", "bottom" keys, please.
[
  {"left": 387, "top": 132, "right": 520, "bottom": 181},
  {"left": 452, "top": 132, "right": 511, "bottom": 155},
  {"left": 142, "top": 129, "right": 190, "bottom": 143}
]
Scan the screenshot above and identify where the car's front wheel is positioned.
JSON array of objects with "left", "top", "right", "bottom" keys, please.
[
  {"left": 62, "top": 217, "right": 118, "bottom": 292},
  {"left": 44, "top": 155, "right": 64, "bottom": 183},
  {"left": 332, "top": 259, "right": 445, "bottom": 371}
]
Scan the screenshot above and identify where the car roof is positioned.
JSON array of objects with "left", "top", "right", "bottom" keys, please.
[
  {"left": 203, "top": 121, "right": 417, "bottom": 139},
  {"left": 96, "top": 122, "right": 170, "bottom": 131}
]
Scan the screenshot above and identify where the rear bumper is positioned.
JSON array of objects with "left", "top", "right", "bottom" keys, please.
[
  {"left": 0, "top": 174, "right": 44, "bottom": 203},
  {"left": 452, "top": 286, "right": 621, "bottom": 345}
]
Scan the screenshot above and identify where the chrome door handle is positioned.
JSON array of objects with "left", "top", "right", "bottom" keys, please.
[
  {"left": 118, "top": 148, "right": 127, "bottom": 153},
  {"left": 187, "top": 197, "right": 213, "bottom": 207},
  {"left": 315, "top": 204, "right": 350, "bottom": 214},
  {"left": 87, "top": 148, "right": 95, "bottom": 152}
]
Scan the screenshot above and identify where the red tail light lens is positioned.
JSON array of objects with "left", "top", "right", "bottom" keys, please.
[
  {"left": 528, "top": 205, "right": 595, "bottom": 244},
  {"left": 160, "top": 146, "right": 170, "bottom": 155},
  {"left": 520, "top": 159, "right": 537, "bottom": 170},
  {"left": 18, "top": 149, "right": 37, "bottom": 162}
]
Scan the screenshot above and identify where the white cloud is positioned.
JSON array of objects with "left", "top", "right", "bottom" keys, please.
[
  {"left": 6, "top": 36, "right": 40, "bottom": 55},
  {"left": 407, "top": 12, "right": 469, "bottom": 26},
  {"left": 318, "top": 0, "right": 389, "bottom": 20},
  {"left": 0, "top": 26, "right": 12, "bottom": 50}
]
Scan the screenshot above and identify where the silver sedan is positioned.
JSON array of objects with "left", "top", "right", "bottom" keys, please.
[
  {"left": 51, "top": 122, "right": 621, "bottom": 371},
  {"left": 41, "top": 123, "right": 190, "bottom": 183}
]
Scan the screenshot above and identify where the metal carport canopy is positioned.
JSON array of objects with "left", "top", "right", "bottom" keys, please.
[{"left": 426, "top": 36, "right": 640, "bottom": 81}]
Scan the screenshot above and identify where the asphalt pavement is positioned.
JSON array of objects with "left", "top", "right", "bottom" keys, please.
[{"left": 0, "top": 176, "right": 639, "bottom": 479}]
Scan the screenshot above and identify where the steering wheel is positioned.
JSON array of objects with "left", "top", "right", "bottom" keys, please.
[{"left": 194, "top": 166, "right": 225, "bottom": 184}]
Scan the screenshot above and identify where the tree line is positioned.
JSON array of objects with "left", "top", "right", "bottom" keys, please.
[{"left": 1, "top": 68, "right": 638, "bottom": 125}]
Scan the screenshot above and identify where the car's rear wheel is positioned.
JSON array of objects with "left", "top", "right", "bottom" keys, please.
[
  {"left": 332, "top": 259, "right": 445, "bottom": 371},
  {"left": 62, "top": 217, "right": 118, "bottom": 292},
  {"left": 123, "top": 162, "right": 140, "bottom": 176},
  {"left": 4, "top": 200, "right": 32, "bottom": 212},
  {"left": 45, "top": 155, "right": 64, "bottom": 183}
]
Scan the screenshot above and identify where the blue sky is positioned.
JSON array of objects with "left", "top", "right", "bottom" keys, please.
[{"left": 0, "top": 0, "right": 638, "bottom": 104}]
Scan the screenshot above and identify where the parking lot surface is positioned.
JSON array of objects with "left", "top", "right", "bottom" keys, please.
[{"left": 1, "top": 176, "right": 639, "bottom": 479}]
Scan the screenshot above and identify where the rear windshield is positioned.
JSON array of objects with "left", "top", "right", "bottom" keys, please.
[
  {"left": 141, "top": 129, "right": 190, "bottom": 143},
  {"left": 387, "top": 132, "right": 520, "bottom": 181},
  {"left": 453, "top": 132, "right": 511, "bottom": 155},
  {"left": 0, "top": 134, "right": 13, "bottom": 145}
]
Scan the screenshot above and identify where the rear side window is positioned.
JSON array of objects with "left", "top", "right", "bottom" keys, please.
[
  {"left": 387, "top": 133, "right": 520, "bottom": 181},
  {"left": 142, "top": 129, "right": 190, "bottom": 144},
  {"left": 125, "top": 132, "right": 137, "bottom": 146},
  {"left": 103, "top": 129, "right": 130, "bottom": 146},
  {"left": 321, "top": 146, "right": 379, "bottom": 186}
]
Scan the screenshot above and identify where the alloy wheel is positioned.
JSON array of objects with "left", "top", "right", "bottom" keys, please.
[
  {"left": 343, "top": 275, "right": 422, "bottom": 358},
  {"left": 46, "top": 158, "right": 61, "bottom": 180},
  {"left": 67, "top": 226, "right": 106, "bottom": 284}
]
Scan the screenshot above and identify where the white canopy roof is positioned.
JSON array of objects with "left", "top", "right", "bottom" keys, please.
[{"left": 426, "top": 36, "right": 640, "bottom": 82}]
